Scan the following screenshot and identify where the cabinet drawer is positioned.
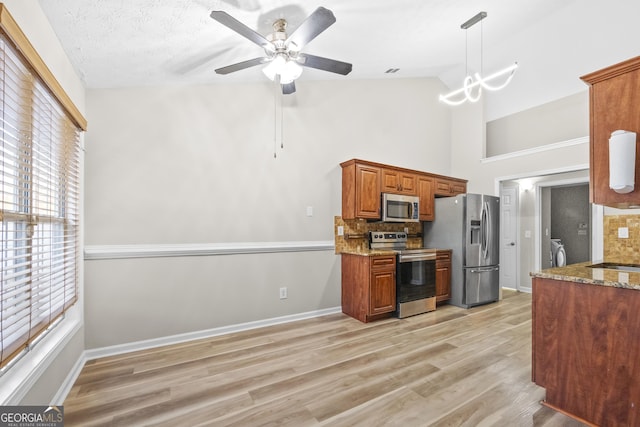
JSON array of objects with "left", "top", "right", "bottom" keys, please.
[
  {"left": 371, "top": 256, "right": 396, "bottom": 270},
  {"left": 436, "top": 250, "right": 451, "bottom": 261}
]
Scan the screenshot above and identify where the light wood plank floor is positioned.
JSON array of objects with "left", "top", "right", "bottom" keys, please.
[{"left": 64, "top": 290, "right": 587, "bottom": 426}]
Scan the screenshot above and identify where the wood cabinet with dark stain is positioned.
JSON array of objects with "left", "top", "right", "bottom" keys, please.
[
  {"left": 581, "top": 56, "right": 640, "bottom": 207},
  {"left": 435, "top": 249, "right": 452, "bottom": 303},
  {"left": 341, "top": 161, "right": 381, "bottom": 220},
  {"left": 434, "top": 177, "right": 467, "bottom": 197},
  {"left": 341, "top": 254, "right": 396, "bottom": 322},
  {"left": 382, "top": 169, "right": 417, "bottom": 195},
  {"left": 417, "top": 175, "right": 435, "bottom": 221},
  {"left": 532, "top": 277, "right": 640, "bottom": 426},
  {"left": 340, "top": 159, "right": 466, "bottom": 221}
]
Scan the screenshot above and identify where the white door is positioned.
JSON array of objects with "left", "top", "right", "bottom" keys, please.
[{"left": 500, "top": 186, "right": 518, "bottom": 290}]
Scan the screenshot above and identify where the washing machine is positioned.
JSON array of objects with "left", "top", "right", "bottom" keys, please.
[{"left": 550, "top": 238, "right": 566, "bottom": 267}]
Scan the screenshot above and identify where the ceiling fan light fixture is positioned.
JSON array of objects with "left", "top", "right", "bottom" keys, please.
[
  {"left": 262, "top": 54, "right": 303, "bottom": 84},
  {"left": 262, "top": 54, "right": 287, "bottom": 81},
  {"left": 279, "top": 60, "right": 303, "bottom": 84}
]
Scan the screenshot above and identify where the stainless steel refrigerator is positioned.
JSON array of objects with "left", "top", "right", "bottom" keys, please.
[{"left": 423, "top": 194, "right": 500, "bottom": 308}]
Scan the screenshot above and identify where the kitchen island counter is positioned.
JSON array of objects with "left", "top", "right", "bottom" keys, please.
[
  {"left": 530, "top": 261, "right": 640, "bottom": 291},
  {"left": 531, "top": 265, "right": 640, "bottom": 426}
]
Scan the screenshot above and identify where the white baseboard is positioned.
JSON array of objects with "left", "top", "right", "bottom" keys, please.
[
  {"left": 55, "top": 306, "right": 342, "bottom": 401},
  {"left": 52, "top": 351, "right": 87, "bottom": 405}
]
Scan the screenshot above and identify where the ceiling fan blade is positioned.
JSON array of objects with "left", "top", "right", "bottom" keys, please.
[
  {"left": 298, "top": 53, "right": 352, "bottom": 75},
  {"left": 285, "top": 7, "right": 336, "bottom": 50},
  {"left": 210, "top": 11, "right": 273, "bottom": 51},
  {"left": 215, "top": 57, "right": 269, "bottom": 75},
  {"left": 282, "top": 81, "right": 296, "bottom": 95}
]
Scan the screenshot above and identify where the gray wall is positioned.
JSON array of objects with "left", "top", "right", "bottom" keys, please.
[
  {"left": 83, "top": 78, "right": 453, "bottom": 349},
  {"left": 486, "top": 92, "right": 588, "bottom": 157}
]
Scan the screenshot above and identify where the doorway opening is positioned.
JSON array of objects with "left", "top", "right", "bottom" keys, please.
[{"left": 498, "top": 168, "right": 600, "bottom": 293}]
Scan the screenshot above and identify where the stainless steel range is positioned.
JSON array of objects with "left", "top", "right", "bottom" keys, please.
[{"left": 369, "top": 232, "right": 437, "bottom": 318}]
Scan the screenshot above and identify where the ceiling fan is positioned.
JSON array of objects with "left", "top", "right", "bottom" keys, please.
[{"left": 210, "top": 6, "right": 352, "bottom": 94}]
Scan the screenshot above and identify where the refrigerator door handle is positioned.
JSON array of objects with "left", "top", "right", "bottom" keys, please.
[
  {"left": 481, "top": 202, "right": 489, "bottom": 260},
  {"left": 469, "top": 266, "right": 500, "bottom": 273}
]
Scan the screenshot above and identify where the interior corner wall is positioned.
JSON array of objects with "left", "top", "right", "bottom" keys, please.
[{"left": 83, "top": 78, "right": 452, "bottom": 349}]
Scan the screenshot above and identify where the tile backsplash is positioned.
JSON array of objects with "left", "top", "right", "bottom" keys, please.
[
  {"left": 334, "top": 216, "right": 423, "bottom": 254},
  {"left": 604, "top": 215, "right": 640, "bottom": 263}
]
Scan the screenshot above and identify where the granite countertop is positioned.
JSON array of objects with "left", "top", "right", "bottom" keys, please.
[
  {"left": 531, "top": 261, "right": 640, "bottom": 291},
  {"left": 340, "top": 249, "right": 397, "bottom": 257}
]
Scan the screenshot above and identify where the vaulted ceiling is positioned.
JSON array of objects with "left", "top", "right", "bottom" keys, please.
[{"left": 38, "top": 0, "right": 640, "bottom": 120}]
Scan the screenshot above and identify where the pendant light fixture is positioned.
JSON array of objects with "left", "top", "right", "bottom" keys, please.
[{"left": 439, "top": 11, "right": 518, "bottom": 106}]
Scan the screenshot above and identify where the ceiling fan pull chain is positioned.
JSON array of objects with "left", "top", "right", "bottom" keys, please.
[
  {"left": 280, "top": 90, "right": 284, "bottom": 150},
  {"left": 274, "top": 81, "right": 278, "bottom": 158}
]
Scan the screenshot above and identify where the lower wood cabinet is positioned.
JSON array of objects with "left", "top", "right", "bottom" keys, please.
[
  {"left": 342, "top": 254, "right": 396, "bottom": 322},
  {"left": 435, "top": 250, "right": 452, "bottom": 303},
  {"left": 532, "top": 277, "right": 640, "bottom": 426}
]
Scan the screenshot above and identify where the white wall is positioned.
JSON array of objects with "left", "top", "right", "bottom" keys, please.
[
  {"left": 83, "top": 77, "right": 453, "bottom": 349},
  {"left": 1, "top": 0, "right": 86, "bottom": 405}
]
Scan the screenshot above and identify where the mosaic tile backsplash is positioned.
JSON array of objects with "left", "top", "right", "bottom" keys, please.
[
  {"left": 334, "top": 216, "right": 423, "bottom": 254},
  {"left": 604, "top": 215, "right": 640, "bottom": 263}
]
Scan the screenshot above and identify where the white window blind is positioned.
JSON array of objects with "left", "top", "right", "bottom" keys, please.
[{"left": 0, "top": 33, "right": 80, "bottom": 368}]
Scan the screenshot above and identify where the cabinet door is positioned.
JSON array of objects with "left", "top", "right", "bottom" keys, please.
[
  {"left": 355, "top": 164, "right": 381, "bottom": 219},
  {"left": 370, "top": 269, "right": 396, "bottom": 315},
  {"left": 586, "top": 62, "right": 640, "bottom": 206},
  {"left": 382, "top": 169, "right": 417, "bottom": 195},
  {"left": 434, "top": 178, "right": 467, "bottom": 196},
  {"left": 417, "top": 176, "right": 434, "bottom": 221},
  {"left": 436, "top": 252, "right": 451, "bottom": 302}
]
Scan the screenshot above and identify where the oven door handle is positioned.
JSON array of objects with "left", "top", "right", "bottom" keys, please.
[{"left": 398, "top": 254, "right": 436, "bottom": 263}]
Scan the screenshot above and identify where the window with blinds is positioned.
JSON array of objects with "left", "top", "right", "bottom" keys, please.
[{"left": 0, "top": 33, "right": 81, "bottom": 369}]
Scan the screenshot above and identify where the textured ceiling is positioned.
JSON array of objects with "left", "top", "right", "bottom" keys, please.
[
  {"left": 37, "top": 0, "right": 557, "bottom": 88},
  {"left": 36, "top": 0, "right": 640, "bottom": 120}
]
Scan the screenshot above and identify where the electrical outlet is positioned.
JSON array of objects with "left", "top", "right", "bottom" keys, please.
[
  {"left": 279, "top": 287, "right": 288, "bottom": 299},
  {"left": 619, "top": 227, "right": 629, "bottom": 238},
  {"left": 337, "top": 226, "right": 344, "bottom": 236}
]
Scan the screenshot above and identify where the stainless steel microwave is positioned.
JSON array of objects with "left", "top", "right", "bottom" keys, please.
[{"left": 381, "top": 193, "right": 420, "bottom": 222}]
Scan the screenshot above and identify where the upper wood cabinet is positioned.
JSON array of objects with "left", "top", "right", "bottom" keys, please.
[
  {"left": 434, "top": 177, "right": 467, "bottom": 197},
  {"left": 382, "top": 169, "right": 417, "bottom": 195},
  {"left": 581, "top": 56, "right": 640, "bottom": 207},
  {"left": 417, "top": 176, "right": 434, "bottom": 221},
  {"left": 341, "top": 159, "right": 467, "bottom": 221},
  {"left": 342, "top": 162, "right": 381, "bottom": 220}
]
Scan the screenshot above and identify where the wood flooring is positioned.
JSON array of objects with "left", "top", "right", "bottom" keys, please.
[{"left": 64, "top": 290, "right": 587, "bottom": 426}]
